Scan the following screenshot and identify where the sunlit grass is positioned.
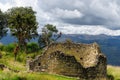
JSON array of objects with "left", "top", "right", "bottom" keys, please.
[
  {"left": 0, "top": 70, "right": 77, "bottom": 80},
  {"left": 107, "top": 65, "right": 120, "bottom": 80}
]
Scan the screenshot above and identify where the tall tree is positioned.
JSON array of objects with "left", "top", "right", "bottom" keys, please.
[
  {"left": 6, "top": 7, "right": 38, "bottom": 51},
  {"left": 38, "top": 24, "right": 62, "bottom": 48},
  {"left": 0, "top": 10, "right": 8, "bottom": 40}
]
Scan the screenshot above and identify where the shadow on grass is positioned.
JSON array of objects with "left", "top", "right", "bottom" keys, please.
[{"left": 107, "top": 74, "right": 114, "bottom": 80}]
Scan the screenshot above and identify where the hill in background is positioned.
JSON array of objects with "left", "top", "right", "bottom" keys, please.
[{"left": 0, "top": 34, "right": 120, "bottom": 66}]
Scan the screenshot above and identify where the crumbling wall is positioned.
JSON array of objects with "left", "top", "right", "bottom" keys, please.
[{"left": 27, "top": 42, "right": 107, "bottom": 80}]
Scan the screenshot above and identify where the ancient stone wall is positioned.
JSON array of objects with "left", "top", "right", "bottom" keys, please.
[{"left": 27, "top": 42, "right": 107, "bottom": 80}]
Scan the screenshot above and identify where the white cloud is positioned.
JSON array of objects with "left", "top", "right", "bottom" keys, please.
[
  {"left": 14, "top": 0, "right": 37, "bottom": 7},
  {"left": 89, "top": 0, "right": 120, "bottom": 24},
  {"left": 1, "top": 0, "right": 53, "bottom": 27},
  {"left": 57, "top": 25, "right": 120, "bottom": 36},
  {"left": 52, "top": 8, "right": 83, "bottom": 19},
  {"left": 0, "top": 2, "right": 13, "bottom": 12},
  {"left": 1, "top": 0, "right": 120, "bottom": 36}
]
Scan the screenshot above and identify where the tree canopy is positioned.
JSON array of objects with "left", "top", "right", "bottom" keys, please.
[
  {"left": 0, "top": 10, "right": 8, "bottom": 39},
  {"left": 6, "top": 7, "right": 38, "bottom": 51},
  {"left": 38, "top": 24, "right": 62, "bottom": 48}
]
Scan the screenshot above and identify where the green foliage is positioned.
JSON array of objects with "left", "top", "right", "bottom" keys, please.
[
  {"left": 6, "top": 7, "right": 38, "bottom": 51},
  {"left": 107, "top": 74, "right": 114, "bottom": 80},
  {"left": 3, "top": 76, "right": 26, "bottom": 80},
  {"left": 38, "top": 24, "right": 61, "bottom": 48},
  {"left": 11, "top": 76, "right": 27, "bottom": 80},
  {"left": 0, "top": 43, "right": 4, "bottom": 51},
  {"left": 16, "top": 50, "right": 42, "bottom": 63},
  {"left": 0, "top": 49, "right": 120, "bottom": 80},
  {"left": 0, "top": 70, "right": 27, "bottom": 80},
  {"left": 0, "top": 47, "right": 76, "bottom": 80},
  {"left": 3, "top": 43, "right": 16, "bottom": 52},
  {"left": 0, "top": 10, "right": 8, "bottom": 39},
  {"left": 27, "top": 42, "right": 39, "bottom": 53},
  {"left": 16, "top": 53, "right": 26, "bottom": 63},
  {"left": 0, "top": 50, "right": 76, "bottom": 80}
]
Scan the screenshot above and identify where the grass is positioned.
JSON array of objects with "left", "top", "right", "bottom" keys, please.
[
  {"left": 0, "top": 70, "right": 77, "bottom": 80},
  {"left": 0, "top": 51, "right": 26, "bottom": 71},
  {"left": 0, "top": 50, "right": 120, "bottom": 80},
  {"left": 107, "top": 65, "right": 120, "bottom": 80},
  {"left": 0, "top": 51, "right": 77, "bottom": 80}
]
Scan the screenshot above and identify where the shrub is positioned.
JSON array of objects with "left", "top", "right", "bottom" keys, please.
[
  {"left": 16, "top": 53, "right": 26, "bottom": 63},
  {"left": 107, "top": 74, "right": 114, "bottom": 80},
  {"left": 0, "top": 43, "right": 4, "bottom": 51},
  {"left": 11, "top": 76, "right": 27, "bottom": 80},
  {"left": 27, "top": 42, "right": 39, "bottom": 53},
  {"left": 3, "top": 43, "right": 16, "bottom": 52},
  {"left": 0, "top": 52, "right": 2, "bottom": 58}
]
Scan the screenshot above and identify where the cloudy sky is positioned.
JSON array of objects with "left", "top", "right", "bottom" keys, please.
[{"left": 1, "top": 0, "right": 120, "bottom": 36}]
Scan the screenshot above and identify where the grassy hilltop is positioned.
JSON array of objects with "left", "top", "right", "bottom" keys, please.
[
  {"left": 0, "top": 52, "right": 120, "bottom": 80},
  {"left": 0, "top": 50, "right": 77, "bottom": 80},
  {"left": 0, "top": 43, "right": 120, "bottom": 80}
]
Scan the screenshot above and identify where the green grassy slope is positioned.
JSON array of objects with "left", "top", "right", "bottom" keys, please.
[
  {"left": 0, "top": 51, "right": 77, "bottom": 80},
  {"left": 0, "top": 51, "right": 120, "bottom": 80},
  {"left": 0, "top": 71, "right": 77, "bottom": 80}
]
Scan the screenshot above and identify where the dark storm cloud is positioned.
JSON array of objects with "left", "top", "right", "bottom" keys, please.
[
  {"left": 1, "top": 0, "right": 120, "bottom": 28},
  {"left": 60, "top": 14, "right": 107, "bottom": 26},
  {"left": 38, "top": 0, "right": 120, "bottom": 29}
]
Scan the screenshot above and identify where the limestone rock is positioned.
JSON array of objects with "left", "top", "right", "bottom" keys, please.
[{"left": 27, "top": 42, "right": 107, "bottom": 80}]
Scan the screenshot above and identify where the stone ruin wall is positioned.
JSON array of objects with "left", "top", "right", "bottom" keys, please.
[{"left": 27, "top": 42, "right": 107, "bottom": 80}]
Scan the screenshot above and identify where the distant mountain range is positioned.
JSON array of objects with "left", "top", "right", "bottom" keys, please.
[{"left": 0, "top": 34, "right": 120, "bottom": 66}]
